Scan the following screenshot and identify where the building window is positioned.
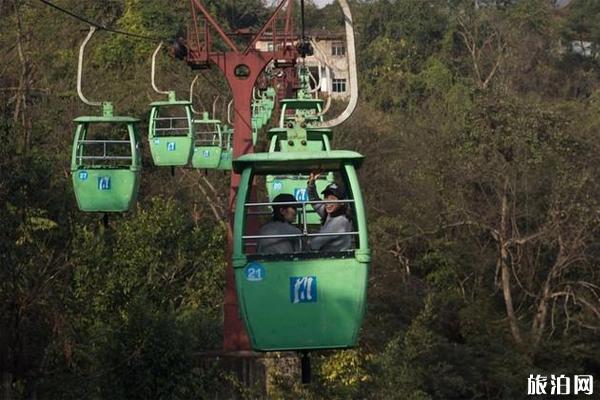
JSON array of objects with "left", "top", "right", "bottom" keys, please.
[
  {"left": 332, "top": 78, "right": 347, "bottom": 93},
  {"left": 332, "top": 42, "right": 346, "bottom": 57}
]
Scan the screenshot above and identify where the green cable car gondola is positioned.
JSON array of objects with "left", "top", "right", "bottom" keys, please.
[
  {"left": 191, "top": 112, "right": 223, "bottom": 169},
  {"left": 71, "top": 27, "right": 141, "bottom": 213},
  {"left": 147, "top": 43, "right": 194, "bottom": 166},
  {"left": 71, "top": 103, "right": 141, "bottom": 212},
  {"left": 217, "top": 124, "right": 233, "bottom": 170},
  {"left": 232, "top": 151, "right": 370, "bottom": 351},
  {"left": 148, "top": 92, "right": 194, "bottom": 166}
]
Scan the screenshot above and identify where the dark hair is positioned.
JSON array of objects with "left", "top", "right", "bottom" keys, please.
[{"left": 272, "top": 193, "right": 297, "bottom": 222}]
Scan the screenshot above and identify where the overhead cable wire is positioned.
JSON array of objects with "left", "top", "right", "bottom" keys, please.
[{"left": 36, "top": 0, "right": 165, "bottom": 41}]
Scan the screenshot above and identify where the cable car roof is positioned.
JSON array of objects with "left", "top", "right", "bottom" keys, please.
[
  {"left": 193, "top": 118, "right": 222, "bottom": 124},
  {"left": 233, "top": 150, "right": 364, "bottom": 174},
  {"left": 279, "top": 98, "right": 324, "bottom": 109},
  {"left": 149, "top": 100, "right": 193, "bottom": 106},
  {"left": 268, "top": 127, "right": 333, "bottom": 139},
  {"left": 73, "top": 116, "right": 140, "bottom": 123}
]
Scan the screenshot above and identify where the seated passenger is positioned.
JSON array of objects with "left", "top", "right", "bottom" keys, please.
[
  {"left": 256, "top": 193, "right": 302, "bottom": 254},
  {"left": 307, "top": 173, "right": 353, "bottom": 252}
]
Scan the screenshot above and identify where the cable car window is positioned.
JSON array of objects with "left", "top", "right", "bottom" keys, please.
[
  {"left": 242, "top": 170, "right": 358, "bottom": 259},
  {"left": 75, "top": 123, "right": 134, "bottom": 168},
  {"left": 194, "top": 122, "right": 221, "bottom": 146},
  {"left": 153, "top": 106, "right": 190, "bottom": 136}
]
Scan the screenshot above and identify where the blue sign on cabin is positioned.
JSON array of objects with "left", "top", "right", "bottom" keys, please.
[
  {"left": 294, "top": 188, "right": 308, "bottom": 202},
  {"left": 203, "top": 150, "right": 210, "bottom": 158},
  {"left": 273, "top": 181, "right": 283, "bottom": 191},
  {"left": 167, "top": 142, "right": 176, "bottom": 152},
  {"left": 290, "top": 276, "right": 317, "bottom": 303},
  {"left": 78, "top": 171, "right": 88, "bottom": 181},
  {"left": 245, "top": 262, "right": 265, "bottom": 282},
  {"left": 97, "top": 176, "right": 111, "bottom": 191}
]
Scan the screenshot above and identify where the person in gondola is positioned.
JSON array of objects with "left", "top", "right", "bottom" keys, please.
[
  {"left": 257, "top": 193, "right": 302, "bottom": 254},
  {"left": 306, "top": 172, "right": 353, "bottom": 252}
]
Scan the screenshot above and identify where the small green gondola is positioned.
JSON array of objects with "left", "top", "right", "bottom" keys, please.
[
  {"left": 71, "top": 102, "right": 141, "bottom": 212},
  {"left": 217, "top": 125, "right": 234, "bottom": 170},
  {"left": 191, "top": 112, "right": 223, "bottom": 169},
  {"left": 233, "top": 151, "right": 370, "bottom": 351},
  {"left": 148, "top": 92, "right": 194, "bottom": 166}
]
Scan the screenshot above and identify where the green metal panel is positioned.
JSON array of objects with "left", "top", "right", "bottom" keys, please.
[
  {"left": 235, "top": 258, "right": 368, "bottom": 351},
  {"left": 149, "top": 135, "right": 194, "bottom": 166},
  {"left": 217, "top": 150, "right": 233, "bottom": 170},
  {"left": 71, "top": 168, "right": 140, "bottom": 212},
  {"left": 148, "top": 105, "right": 194, "bottom": 166},
  {"left": 192, "top": 146, "right": 222, "bottom": 169}
]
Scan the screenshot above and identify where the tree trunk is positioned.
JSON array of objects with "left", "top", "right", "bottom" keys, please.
[
  {"left": 499, "top": 175, "right": 523, "bottom": 345},
  {"left": 531, "top": 282, "right": 550, "bottom": 350}
]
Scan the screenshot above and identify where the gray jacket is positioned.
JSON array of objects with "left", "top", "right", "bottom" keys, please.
[
  {"left": 256, "top": 221, "right": 302, "bottom": 254},
  {"left": 307, "top": 182, "right": 353, "bottom": 252}
]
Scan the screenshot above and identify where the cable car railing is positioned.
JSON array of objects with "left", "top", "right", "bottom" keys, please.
[
  {"left": 242, "top": 198, "right": 358, "bottom": 253},
  {"left": 153, "top": 116, "right": 190, "bottom": 135},
  {"left": 75, "top": 139, "right": 134, "bottom": 165},
  {"left": 194, "top": 127, "right": 220, "bottom": 145}
]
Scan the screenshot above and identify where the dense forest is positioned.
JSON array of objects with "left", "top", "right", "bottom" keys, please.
[{"left": 1, "top": 0, "right": 600, "bottom": 398}]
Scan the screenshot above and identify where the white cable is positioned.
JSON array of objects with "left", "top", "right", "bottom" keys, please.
[
  {"left": 320, "top": 0, "right": 358, "bottom": 128},
  {"left": 189, "top": 75, "right": 202, "bottom": 114},
  {"left": 151, "top": 42, "right": 170, "bottom": 95},
  {"left": 227, "top": 100, "right": 234, "bottom": 124},
  {"left": 212, "top": 95, "right": 221, "bottom": 119},
  {"left": 77, "top": 26, "right": 101, "bottom": 106}
]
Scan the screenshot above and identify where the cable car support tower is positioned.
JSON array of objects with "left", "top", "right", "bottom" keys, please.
[{"left": 177, "top": 0, "right": 359, "bottom": 360}]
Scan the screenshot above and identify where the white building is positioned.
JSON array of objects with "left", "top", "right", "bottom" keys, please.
[{"left": 255, "top": 32, "right": 350, "bottom": 99}]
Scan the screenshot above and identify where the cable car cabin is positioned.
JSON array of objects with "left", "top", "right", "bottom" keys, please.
[
  {"left": 217, "top": 125, "right": 233, "bottom": 170},
  {"left": 279, "top": 98, "right": 324, "bottom": 128},
  {"left": 191, "top": 113, "right": 222, "bottom": 169},
  {"left": 232, "top": 151, "right": 370, "bottom": 351},
  {"left": 148, "top": 98, "right": 194, "bottom": 166},
  {"left": 266, "top": 126, "right": 334, "bottom": 224},
  {"left": 71, "top": 115, "right": 141, "bottom": 212}
]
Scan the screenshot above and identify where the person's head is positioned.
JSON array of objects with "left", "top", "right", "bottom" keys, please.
[
  {"left": 272, "top": 193, "right": 298, "bottom": 223},
  {"left": 321, "top": 183, "right": 347, "bottom": 216}
]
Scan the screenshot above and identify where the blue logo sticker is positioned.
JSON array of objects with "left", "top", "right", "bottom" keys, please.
[
  {"left": 78, "top": 171, "right": 88, "bottom": 181},
  {"left": 97, "top": 177, "right": 111, "bottom": 191},
  {"left": 290, "top": 276, "right": 317, "bottom": 303},
  {"left": 273, "top": 181, "right": 283, "bottom": 191},
  {"left": 294, "top": 188, "right": 309, "bottom": 202},
  {"left": 154, "top": 138, "right": 160, "bottom": 144},
  {"left": 245, "top": 262, "right": 265, "bottom": 282},
  {"left": 167, "top": 142, "right": 176, "bottom": 152},
  {"left": 203, "top": 150, "right": 210, "bottom": 158}
]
